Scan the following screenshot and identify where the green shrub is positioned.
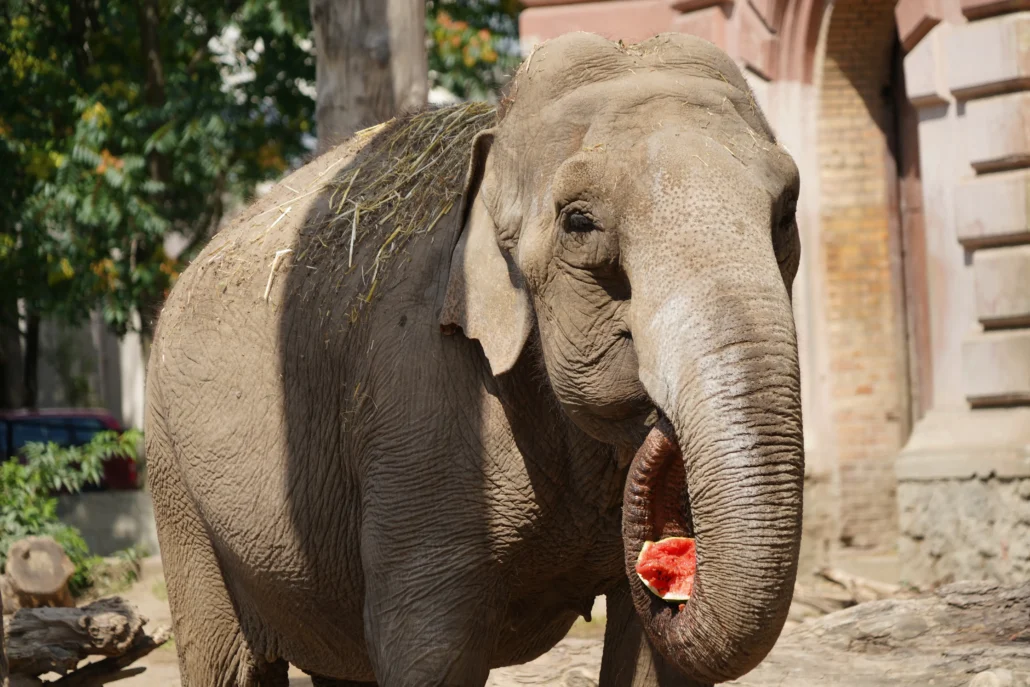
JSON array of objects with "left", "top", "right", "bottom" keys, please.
[{"left": 0, "top": 429, "right": 142, "bottom": 596}]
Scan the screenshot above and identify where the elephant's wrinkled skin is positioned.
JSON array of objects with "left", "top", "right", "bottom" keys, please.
[{"left": 146, "top": 33, "right": 803, "bottom": 687}]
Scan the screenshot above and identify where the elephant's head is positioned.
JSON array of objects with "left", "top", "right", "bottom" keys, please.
[{"left": 441, "top": 33, "right": 803, "bottom": 683}]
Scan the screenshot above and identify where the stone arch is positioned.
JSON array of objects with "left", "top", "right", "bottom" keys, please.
[
  {"left": 813, "top": 0, "right": 913, "bottom": 549},
  {"left": 776, "top": 0, "right": 827, "bottom": 83}
]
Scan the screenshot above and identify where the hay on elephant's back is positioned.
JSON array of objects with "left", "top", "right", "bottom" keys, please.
[{"left": 303, "top": 102, "right": 496, "bottom": 323}]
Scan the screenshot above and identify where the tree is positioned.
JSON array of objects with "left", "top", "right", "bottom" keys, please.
[
  {"left": 426, "top": 0, "right": 522, "bottom": 102},
  {"left": 0, "top": 0, "right": 316, "bottom": 406},
  {"left": 0, "top": 0, "right": 523, "bottom": 410},
  {"left": 310, "top": 0, "right": 428, "bottom": 153}
]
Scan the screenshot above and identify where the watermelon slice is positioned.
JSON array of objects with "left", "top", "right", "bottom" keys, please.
[{"left": 635, "top": 536, "right": 696, "bottom": 602}]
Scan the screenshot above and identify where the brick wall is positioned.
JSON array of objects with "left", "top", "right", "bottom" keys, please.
[{"left": 818, "top": 0, "right": 906, "bottom": 549}]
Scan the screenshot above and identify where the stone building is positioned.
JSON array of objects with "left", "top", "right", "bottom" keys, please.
[{"left": 520, "top": 0, "right": 1030, "bottom": 586}]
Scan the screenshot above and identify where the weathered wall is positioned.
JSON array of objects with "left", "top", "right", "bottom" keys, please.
[{"left": 896, "top": 0, "right": 1030, "bottom": 587}]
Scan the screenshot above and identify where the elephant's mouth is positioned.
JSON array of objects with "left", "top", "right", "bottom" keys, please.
[
  {"left": 624, "top": 415, "right": 694, "bottom": 558},
  {"left": 622, "top": 416, "right": 696, "bottom": 543}
]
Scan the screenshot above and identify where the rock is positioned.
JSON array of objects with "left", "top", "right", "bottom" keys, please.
[
  {"left": 731, "top": 582, "right": 1030, "bottom": 686},
  {"left": 969, "top": 670, "right": 1015, "bottom": 687}
]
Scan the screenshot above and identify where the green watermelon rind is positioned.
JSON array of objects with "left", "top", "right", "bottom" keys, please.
[{"left": 635, "top": 537, "right": 695, "bottom": 602}]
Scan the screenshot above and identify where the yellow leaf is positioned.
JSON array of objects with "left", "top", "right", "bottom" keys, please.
[
  {"left": 82, "top": 102, "right": 111, "bottom": 127},
  {"left": 48, "top": 257, "right": 75, "bottom": 286},
  {"left": 26, "top": 150, "right": 53, "bottom": 179}
]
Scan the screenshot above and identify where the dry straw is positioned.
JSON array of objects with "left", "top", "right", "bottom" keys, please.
[{"left": 299, "top": 102, "right": 496, "bottom": 323}]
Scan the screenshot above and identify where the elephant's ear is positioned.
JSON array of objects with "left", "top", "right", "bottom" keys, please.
[{"left": 440, "top": 129, "right": 532, "bottom": 377}]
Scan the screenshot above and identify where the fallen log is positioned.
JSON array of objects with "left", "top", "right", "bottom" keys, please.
[
  {"left": 3, "top": 596, "right": 167, "bottom": 679},
  {"left": 817, "top": 566, "right": 903, "bottom": 604},
  {"left": 731, "top": 581, "right": 1030, "bottom": 686},
  {"left": 52, "top": 626, "right": 171, "bottom": 686},
  {"left": 4, "top": 538, "right": 75, "bottom": 612}
]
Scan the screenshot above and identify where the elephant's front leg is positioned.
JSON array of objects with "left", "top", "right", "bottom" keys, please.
[
  {"left": 362, "top": 555, "right": 500, "bottom": 686},
  {"left": 359, "top": 511, "right": 501, "bottom": 687},
  {"left": 599, "top": 579, "right": 711, "bottom": 687}
]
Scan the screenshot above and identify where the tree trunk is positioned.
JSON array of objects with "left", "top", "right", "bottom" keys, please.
[
  {"left": 21, "top": 314, "right": 39, "bottom": 410},
  {"left": 136, "top": 0, "right": 167, "bottom": 178},
  {"left": 134, "top": 0, "right": 169, "bottom": 358},
  {"left": 730, "top": 581, "right": 1030, "bottom": 686},
  {"left": 0, "top": 299, "right": 23, "bottom": 410},
  {"left": 310, "top": 0, "right": 427, "bottom": 153},
  {"left": 3, "top": 538, "right": 75, "bottom": 613}
]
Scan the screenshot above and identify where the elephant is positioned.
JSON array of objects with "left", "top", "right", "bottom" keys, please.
[{"left": 145, "top": 31, "right": 804, "bottom": 687}]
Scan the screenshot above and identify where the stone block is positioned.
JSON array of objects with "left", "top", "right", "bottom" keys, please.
[
  {"left": 973, "top": 245, "right": 1030, "bottom": 325},
  {"left": 964, "top": 91, "right": 1030, "bottom": 172},
  {"left": 955, "top": 169, "right": 1030, "bottom": 247},
  {"left": 896, "top": 0, "right": 943, "bottom": 52},
  {"left": 672, "top": 5, "right": 729, "bottom": 49},
  {"left": 963, "top": 329, "right": 1030, "bottom": 405},
  {"left": 904, "top": 25, "right": 951, "bottom": 107},
  {"left": 947, "top": 12, "right": 1030, "bottom": 100},
  {"left": 519, "top": 1, "right": 679, "bottom": 48},
  {"left": 961, "top": 0, "right": 1030, "bottom": 20}
]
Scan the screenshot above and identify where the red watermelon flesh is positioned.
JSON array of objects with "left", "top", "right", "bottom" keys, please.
[{"left": 635, "top": 537, "right": 696, "bottom": 602}]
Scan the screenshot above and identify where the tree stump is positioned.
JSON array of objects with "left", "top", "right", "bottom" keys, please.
[
  {"left": 730, "top": 581, "right": 1030, "bottom": 686},
  {"left": 4, "top": 538, "right": 74, "bottom": 612}
]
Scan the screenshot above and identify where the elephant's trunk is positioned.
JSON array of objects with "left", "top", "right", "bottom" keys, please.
[{"left": 623, "top": 284, "right": 804, "bottom": 683}]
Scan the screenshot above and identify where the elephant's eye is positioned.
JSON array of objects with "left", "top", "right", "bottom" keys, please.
[
  {"left": 564, "top": 211, "right": 600, "bottom": 233},
  {"left": 773, "top": 197, "right": 800, "bottom": 273},
  {"left": 779, "top": 198, "right": 797, "bottom": 229},
  {"left": 775, "top": 199, "right": 797, "bottom": 240}
]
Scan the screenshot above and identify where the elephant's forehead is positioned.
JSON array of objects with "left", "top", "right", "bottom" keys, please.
[{"left": 510, "top": 32, "right": 748, "bottom": 111}]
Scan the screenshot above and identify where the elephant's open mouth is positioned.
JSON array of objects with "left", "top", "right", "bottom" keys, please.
[{"left": 626, "top": 415, "right": 694, "bottom": 543}]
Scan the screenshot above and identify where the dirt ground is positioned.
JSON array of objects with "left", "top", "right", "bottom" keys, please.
[
  {"left": 110, "top": 554, "right": 904, "bottom": 686},
  {"left": 112, "top": 556, "right": 608, "bottom": 686},
  {"left": 34, "top": 552, "right": 1028, "bottom": 686}
]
